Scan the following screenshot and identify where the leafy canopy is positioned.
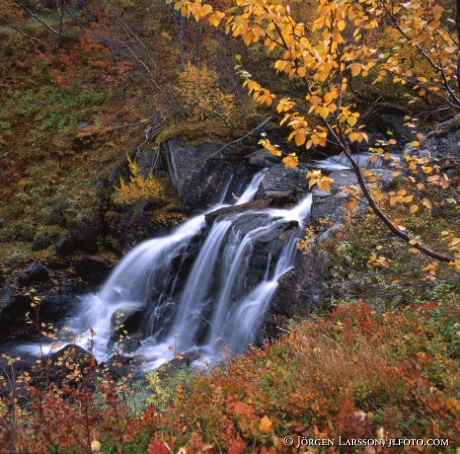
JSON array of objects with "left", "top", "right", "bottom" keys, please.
[{"left": 167, "top": 0, "right": 460, "bottom": 267}]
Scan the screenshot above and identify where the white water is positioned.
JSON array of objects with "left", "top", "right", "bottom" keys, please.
[
  {"left": 51, "top": 171, "right": 312, "bottom": 369},
  {"left": 133, "top": 197, "right": 311, "bottom": 369},
  {"left": 312, "top": 152, "right": 387, "bottom": 171}
]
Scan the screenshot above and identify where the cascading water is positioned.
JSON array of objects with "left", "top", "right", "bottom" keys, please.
[{"left": 57, "top": 170, "right": 312, "bottom": 369}]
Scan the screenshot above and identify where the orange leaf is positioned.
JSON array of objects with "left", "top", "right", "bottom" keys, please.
[
  {"left": 259, "top": 415, "right": 274, "bottom": 433},
  {"left": 432, "top": 4, "right": 444, "bottom": 20}
]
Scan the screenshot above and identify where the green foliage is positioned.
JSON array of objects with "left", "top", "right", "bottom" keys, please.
[{"left": 143, "top": 366, "right": 196, "bottom": 410}]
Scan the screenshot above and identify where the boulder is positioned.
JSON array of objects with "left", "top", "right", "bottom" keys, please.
[
  {"left": 166, "top": 139, "right": 246, "bottom": 210},
  {"left": 32, "top": 233, "right": 54, "bottom": 251},
  {"left": 245, "top": 148, "right": 281, "bottom": 169},
  {"left": 16, "top": 262, "right": 49, "bottom": 286},
  {"left": 0, "top": 278, "right": 86, "bottom": 341},
  {"left": 366, "top": 104, "right": 416, "bottom": 145},
  {"left": 56, "top": 236, "right": 77, "bottom": 256},
  {"left": 0, "top": 289, "right": 31, "bottom": 339},
  {"left": 74, "top": 256, "right": 112, "bottom": 285},
  {"left": 134, "top": 147, "right": 169, "bottom": 179},
  {"left": 255, "top": 164, "right": 309, "bottom": 205},
  {"left": 31, "top": 344, "right": 97, "bottom": 389},
  {"left": 107, "top": 203, "right": 187, "bottom": 253},
  {"left": 310, "top": 168, "right": 396, "bottom": 224}
]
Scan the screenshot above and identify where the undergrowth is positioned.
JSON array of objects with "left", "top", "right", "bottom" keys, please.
[{"left": 1, "top": 295, "right": 459, "bottom": 453}]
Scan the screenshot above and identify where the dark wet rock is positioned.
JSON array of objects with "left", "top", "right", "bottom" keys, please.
[
  {"left": 158, "top": 351, "right": 200, "bottom": 377},
  {"left": 366, "top": 104, "right": 416, "bottom": 146},
  {"left": 271, "top": 163, "right": 399, "bottom": 324},
  {"left": 16, "top": 262, "right": 49, "bottom": 286},
  {"left": 0, "top": 289, "right": 31, "bottom": 339},
  {"left": 45, "top": 257, "right": 72, "bottom": 270},
  {"left": 204, "top": 199, "right": 270, "bottom": 225},
  {"left": 245, "top": 148, "right": 281, "bottom": 169},
  {"left": 31, "top": 344, "right": 97, "bottom": 389},
  {"left": 108, "top": 203, "right": 186, "bottom": 252},
  {"left": 256, "top": 164, "right": 308, "bottom": 204},
  {"left": 270, "top": 239, "right": 333, "bottom": 322},
  {"left": 411, "top": 114, "right": 460, "bottom": 162},
  {"left": 104, "top": 353, "right": 138, "bottom": 382},
  {"left": 135, "top": 147, "right": 169, "bottom": 178},
  {"left": 231, "top": 213, "right": 298, "bottom": 239},
  {"left": 74, "top": 257, "right": 112, "bottom": 285},
  {"left": 111, "top": 307, "right": 144, "bottom": 337},
  {"left": 56, "top": 236, "right": 77, "bottom": 256},
  {"left": 166, "top": 139, "right": 246, "bottom": 210},
  {"left": 0, "top": 278, "right": 87, "bottom": 341},
  {"left": 31, "top": 233, "right": 54, "bottom": 251},
  {"left": 309, "top": 168, "right": 395, "bottom": 224},
  {"left": 66, "top": 225, "right": 100, "bottom": 254}
]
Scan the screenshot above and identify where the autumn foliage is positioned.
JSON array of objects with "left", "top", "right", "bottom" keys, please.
[
  {"left": 169, "top": 0, "right": 460, "bottom": 267},
  {"left": 1, "top": 296, "right": 459, "bottom": 452}
]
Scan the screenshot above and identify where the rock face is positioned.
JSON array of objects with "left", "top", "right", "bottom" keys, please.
[
  {"left": 0, "top": 275, "right": 86, "bottom": 341},
  {"left": 166, "top": 139, "right": 247, "bottom": 210},
  {"left": 0, "top": 254, "right": 109, "bottom": 342},
  {"left": 268, "top": 163, "right": 399, "bottom": 331}
]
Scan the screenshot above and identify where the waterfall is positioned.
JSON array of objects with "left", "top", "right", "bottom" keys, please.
[{"left": 57, "top": 170, "right": 312, "bottom": 369}]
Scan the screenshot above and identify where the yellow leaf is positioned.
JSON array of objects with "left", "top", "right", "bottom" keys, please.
[
  {"left": 282, "top": 154, "right": 299, "bottom": 168},
  {"left": 366, "top": 174, "right": 381, "bottom": 183},
  {"left": 209, "top": 11, "right": 224, "bottom": 27},
  {"left": 422, "top": 198, "right": 432, "bottom": 209},
  {"left": 319, "top": 106, "right": 330, "bottom": 118},
  {"left": 297, "top": 66, "right": 307, "bottom": 77},
  {"left": 259, "top": 415, "right": 274, "bottom": 433},
  {"left": 201, "top": 4, "right": 213, "bottom": 16},
  {"left": 309, "top": 95, "right": 322, "bottom": 105},
  {"left": 410, "top": 204, "right": 419, "bottom": 214},
  {"left": 318, "top": 175, "right": 334, "bottom": 191},
  {"left": 410, "top": 141, "right": 421, "bottom": 147},
  {"left": 347, "top": 115, "right": 358, "bottom": 127},
  {"left": 295, "top": 133, "right": 306, "bottom": 147},
  {"left": 347, "top": 199, "right": 357, "bottom": 211},
  {"left": 349, "top": 132, "right": 358, "bottom": 142},
  {"left": 404, "top": 195, "right": 414, "bottom": 203}
]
